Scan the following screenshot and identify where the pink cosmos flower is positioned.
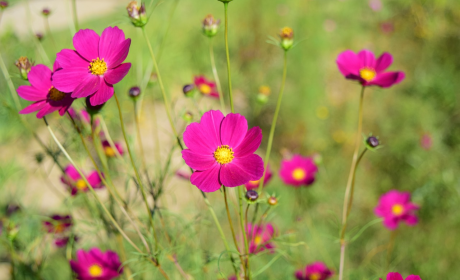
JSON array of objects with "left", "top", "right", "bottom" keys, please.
[
  {"left": 17, "top": 63, "right": 74, "bottom": 118},
  {"left": 295, "top": 262, "right": 333, "bottom": 280},
  {"left": 102, "top": 140, "right": 123, "bottom": 158},
  {"left": 374, "top": 190, "right": 420, "bottom": 230},
  {"left": 53, "top": 26, "right": 131, "bottom": 106},
  {"left": 68, "top": 108, "right": 91, "bottom": 124},
  {"left": 380, "top": 272, "right": 422, "bottom": 280},
  {"left": 175, "top": 170, "right": 192, "bottom": 180},
  {"left": 43, "top": 215, "right": 73, "bottom": 247},
  {"left": 245, "top": 164, "right": 273, "bottom": 190},
  {"left": 182, "top": 110, "right": 264, "bottom": 192},
  {"left": 194, "top": 76, "right": 219, "bottom": 98},
  {"left": 246, "top": 222, "right": 275, "bottom": 254},
  {"left": 70, "top": 248, "right": 123, "bottom": 280},
  {"left": 369, "top": 0, "right": 382, "bottom": 11},
  {"left": 280, "top": 155, "right": 318, "bottom": 187},
  {"left": 336, "top": 49, "right": 405, "bottom": 88},
  {"left": 420, "top": 133, "right": 432, "bottom": 150},
  {"left": 61, "top": 165, "right": 104, "bottom": 196}
]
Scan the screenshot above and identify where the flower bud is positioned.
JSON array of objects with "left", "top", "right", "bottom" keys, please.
[
  {"left": 35, "top": 152, "right": 45, "bottom": 164},
  {"left": 0, "top": 1, "right": 8, "bottom": 9},
  {"left": 42, "top": 8, "right": 51, "bottom": 16},
  {"left": 182, "top": 111, "right": 193, "bottom": 123},
  {"left": 256, "top": 85, "right": 270, "bottom": 104},
  {"left": 245, "top": 190, "right": 258, "bottom": 202},
  {"left": 128, "top": 86, "right": 141, "bottom": 99},
  {"left": 279, "top": 27, "right": 294, "bottom": 51},
  {"left": 202, "top": 14, "right": 220, "bottom": 38},
  {"left": 6, "top": 204, "right": 20, "bottom": 217},
  {"left": 35, "top": 32, "right": 44, "bottom": 41},
  {"left": 15, "top": 57, "right": 34, "bottom": 80},
  {"left": 366, "top": 136, "right": 379, "bottom": 148},
  {"left": 127, "top": 1, "right": 147, "bottom": 27},
  {"left": 85, "top": 97, "right": 105, "bottom": 115},
  {"left": 183, "top": 84, "right": 196, "bottom": 97},
  {"left": 268, "top": 196, "right": 278, "bottom": 206}
]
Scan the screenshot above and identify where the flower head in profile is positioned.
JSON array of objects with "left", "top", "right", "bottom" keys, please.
[
  {"left": 245, "top": 164, "right": 273, "bottom": 190},
  {"left": 194, "top": 76, "right": 219, "bottom": 98},
  {"left": 53, "top": 26, "right": 131, "bottom": 106},
  {"left": 0, "top": 1, "right": 8, "bottom": 9},
  {"left": 202, "top": 14, "right": 220, "bottom": 37},
  {"left": 102, "top": 140, "right": 123, "bottom": 158},
  {"left": 280, "top": 155, "right": 318, "bottom": 187},
  {"left": 279, "top": 27, "right": 294, "bottom": 50},
  {"left": 127, "top": 1, "right": 147, "bottom": 27},
  {"left": 61, "top": 165, "right": 104, "bottom": 196},
  {"left": 182, "top": 110, "right": 264, "bottom": 192},
  {"left": 43, "top": 215, "right": 73, "bottom": 247},
  {"left": 380, "top": 272, "right": 422, "bottom": 280},
  {"left": 336, "top": 49, "right": 405, "bottom": 88},
  {"left": 70, "top": 248, "right": 123, "bottom": 280},
  {"left": 17, "top": 63, "right": 74, "bottom": 118},
  {"left": 420, "top": 133, "right": 432, "bottom": 150},
  {"left": 246, "top": 222, "right": 275, "bottom": 254},
  {"left": 295, "top": 262, "right": 333, "bottom": 280},
  {"left": 15, "top": 56, "right": 34, "bottom": 80},
  {"left": 374, "top": 190, "right": 419, "bottom": 230}
]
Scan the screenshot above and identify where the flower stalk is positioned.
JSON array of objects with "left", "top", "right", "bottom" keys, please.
[
  {"left": 209, "top": 38, "right": 225, "bottom": 113},
  {"left": 223, "top": 2, "right": 234, "bottom": 113}
]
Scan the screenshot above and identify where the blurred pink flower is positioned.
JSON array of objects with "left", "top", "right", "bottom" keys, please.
[
  {"left": 246, "top": 222, "right": 275, "bottom": 254},
  {"left": 53, "top": 27, "right": 131, "bottom": 106},
  {"left": 380, "top": 272, "right": 422, "bottom": 280},
  {"left": 336, "top": 50, "right": 405, "bottom": 88},
  {"left": 380, "top": 22, "right": 395, "bottom": 34},
  {"left": 374, "top": 190, "right": 420, "bottom": 230},
  {"left": 245, "top": 164, "right": 273, "bottom": 190},
  {"left": 43, "top": 215, "right": 73, "bottom": 247},
  {"left": 70, "top": 248, "right": 123, "bottom": 280},
  {"left": 68, "top": 108, "right": 90, "bottom": 124},
  {"left": 194, "top": 76, "right": 219, "bottom": 98},
  {"left": 61, "top": 165, "right": 104, "bottom": 196},
  {"left": 295, "top": 261, "right": 333, "bottom": 280},
  {"left": 420, "top": 133, "right": 432, "bottom": 150},
  {"left": 182, "top": 110, "right": 264, "bottom": 192},
  {"left": 280, "top": 155, "right": 318, "bottom": 187},
  {"left": 175, "top": 170, "right": 191, "bottom": 180},
  {"left": 102, "top": 140, "right": 123, "bottom": 158},
  {"left": 369, "top": 0, "right": 382, "bottom": 11}
]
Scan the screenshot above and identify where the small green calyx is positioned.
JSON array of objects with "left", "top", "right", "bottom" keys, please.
[{"left": 127, "top": 1, "right": 148, "bottom": 28}]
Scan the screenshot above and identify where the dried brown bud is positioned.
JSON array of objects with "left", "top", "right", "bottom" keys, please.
[
  {"left": 15, "top": 57, "right": 34, "bottom": 80},
  {"left": 202, "top": 14, "right": 220, "bottom": 37}
]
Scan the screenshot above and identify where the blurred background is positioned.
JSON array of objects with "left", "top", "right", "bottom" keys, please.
[{"left": 1, "top": 0, "right": 460, "bottom": 279}]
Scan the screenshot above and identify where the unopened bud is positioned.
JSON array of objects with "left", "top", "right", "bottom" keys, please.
[
  {"left": 0, "top": 1, "right": 8, "bottom": 9},
  {"left": 256, "top": 85, "right": 271, "bottom": 104},
  {"left": 42, "top": 8, "right": 51, "bottom": 16},
  {"left": 245, "top": 190, "right": 258, "bottom": 202},
  {"left": 202, "top": 14, "right": 220, "bottom": 37},
  {"left": 366, "top": 136, "right": 379, "bottom": 148},
  {"left": 182, "top": 111, "right": 193, "bottom": 123},
  {"left": 6, "top": 204, "right": 20, "bottom": 216},
  {"left": 128, "top": 86, "right": 141, "bottom": 99},
  {"left": 15, "top": 57, "right": 34, "bottom": 80},
  {"left": 35, "top": 32, "right": 44, "bottom": 41},
  {"left": 279, "top": 27, "right": 294, "bottom": 51},
  {"left": 268, "top": 196, "right": 278, "bottom": 206},
  {"left": 85, "top": 97, "right": 105, "bottom": 115},
  {"left": 183, "top": 84, "right": 196, "bottom": 97},
  {"left": 127, "top": 1, "right": 147, "bottom": 27},
  {"left": 35, "top": 153, "right": 45, "bottom": 164}
]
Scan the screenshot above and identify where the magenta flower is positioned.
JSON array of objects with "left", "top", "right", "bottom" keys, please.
[
  {"left": 175, "top": 170, "right": 192, "bottom": 180},
  {"left": 17, "top": 63, "right": 74, "bottom": 118},
  {"left": 68, "top": 108, "right": 91, "bottom": 124},
  {"left": 280, "top": 155, "right": 318, "bottom": 187},
  {"left": 61, "top": 165, "right": 104, "bottom": 196},
  {"left": 420, "top": 133, "right": 432, "bottom": 150},
  {"left": 102, "top": 140, "right": 123, "bottom": 158},
  {"left": 245, "top": 164, "right": 273, "bottom": 190},
  {"left": 374, "top": 190, "right": 420, "bottom": 230},
  {"left": 194, "top": 76, "right": 219, "bottom": 98},
  {"left": 182, "top": 110, "right": 264, "bottom": 192},
  {"left": 336, "top": 49, "right": 405, "bottom": 88},
  {"left": 380, "top": 272, "right": 422, "bottom": 280},
  {"left": 53, "top": 26, "right": 131, "bottom": 106},
  {"left": 295, "top": 262, "right": 333, "bottom": 280},
  {"left": 70, "top": 248, "right": 123, "bottom": 280},
  {"left": 43, "top": 215, "right": 73, "bottom": 247},
  {"left": 246, "top": 222, "right": 275, "bottom": 254}
]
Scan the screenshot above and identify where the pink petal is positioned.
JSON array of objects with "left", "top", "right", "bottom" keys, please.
[
  {"left": 36, "top": 104, "right": 59, "bottom": 118},
  {"left": 71, "top": 74, "right": 101, "bottom": 98},
  {"left": 65, "top": 165, "right": 81, "bottom": 181},
  {"left": 52, "top": 68, "right": 88, "bottom": 93},
  {"left": 220, "top": 113, "right": 248, "bottom": 148},
  {"left": 336, "top": 50, "right": 360, "bottom": 76},
  {"left": 17, "top": 85, "right": 46, "bottom": 101},
  {"left": 386, "top": 272, "right": 404, "bottom": 280},
  {"left": 233, "top": 127, "right": 262, "bottom": 158},
  {"left": 53, "top": 60, "right": 61, "bottom": 72},
  {"left": 104, "top": 63, "right": 131, "bottom": 85},
  {"left": 88, "top": 81, "right": 114, "bottom": 106},
  {"left": 405, "top": 275, "right": 422, "bottom": 280},
  {"left": 190, "top": 163, "right": 222, "bottom": 192},
  {"left": 55, "top": 49, "right": 89, "bottom": 68},
  {"left": 28, "top": 65, "right": 52, "bottom": 91},
  {"left": 404, "top": 214, "right": 419, "bottom": 226},
  {"left": 58, "top": 102, "right": 73, "bottom": 116},
  {"left": 183, "top": 110, "right": 224, "bottom": 154},
  {"left": 375, "top": 52, "right": 393, "bottom": 73},
  {"left": 73, "top": 29, "right": 100, "bottom": 61},
  {"left": 370, "top": 71, "right": 405, "bottom": 88},
  {"left": 19, "top": 100, "right": 46, "bottom": 114},
  {"left": 87, "top": 171, "right": 103, "bottom": 189},
  {"left": 220, "top": 154, "right": 264, "bottom": 187},
  {"left": 182, "top": 149, "right": 216, "bottom": 171},
  {"left": 383, "top": 217, "right": 399, "bottom": 230},
  {"left": 358, "top": 49, "right": 376, "bottom": 68},
  {"left": 99, "top": 26, "right": 130, "bottom": 68}
]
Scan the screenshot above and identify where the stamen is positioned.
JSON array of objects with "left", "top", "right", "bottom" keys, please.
[
  {"left": 88, "top": 264, "right": 103, "bottom": 277},
  {"left": 89, "top": 57, "right": 108, "bottom": 76},
  {"left": 48, "top": 87, "right": 66, "bottom": 101},
  {"left": 359, "top": 67, "right": 376, "bottom": 81},
  {"left": 391, "top": 204, "right": 404, "bottom": 215},
  {"left": 214, "top": 145, "right": 234, "bottom": 164},
  {"left": 292, "top": 168, "right": 306, "bottom": 181},
  {"left": 199, "top": 84, "right": 212, "bottom": 95}
]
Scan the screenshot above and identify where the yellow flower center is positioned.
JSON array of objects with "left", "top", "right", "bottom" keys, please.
[
  {"left": 199, "top": 84, "right": 212, "bottom": 95},
  {"left": 48, "top": 87, "right": 66, "bottom": 101},
  {"left": 105, "top": 146, "right": 116, "bottom": 157},
  {"left": 249, "top": 179, "right": 260, "bottom": 186},
  {"left": 88, "top": 264, "right": 103, "bottom": 277},
  {"left": 292, "top": 168, "right": 306, "bottom": 181},
  {"left": 214, "top": 145, "right": 234, "bottom": 164},
  {"left": 254, "top": 235, "right": 262, "bottom": 246},
  {"left": 89, "top": 58, "right": 107, "bottom": 76},
  {"left": 75, "top": 179, "right": 87, "bottom": 191},
  {"left": 310, "top": 273, "right": 321, "bottom": 280},
  {"left": 280, "top": 27, "right": 293, "bottom": 39},
  {"left": 54, "top": 223, "right": 66, "bottom": 233},
  {"left": 359, "top": 68, "right": 376, "bottom": 81},
  {"left": 258, "top": 85, "right": 271, "bottom": 96},
  {"left": 392, "top": 204, "right": 404, "bottom": 215}
]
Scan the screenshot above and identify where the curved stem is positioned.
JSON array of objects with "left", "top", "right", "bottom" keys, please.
[
  {"left": 223, "top": 2, "right": 234, "bottom": 113},
  {"left": 257, "top": 51, "right": 288, "bottom": 194},
  {"left": 338, "top": 86, "right": 366, "bottom": 280},
  {"left": 210, "top": 38, "right": 225, "bottom": 113}
]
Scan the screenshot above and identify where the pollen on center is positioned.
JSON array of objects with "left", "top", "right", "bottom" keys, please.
[
  {"left": 88, "top": 264, "right": 103, "bottom": 277},
  {"left": 75, "top": 179, "right": 87, "bottom": 190},
  {"left": 105, "top": 146, "right": 116, "bottom": 157},
  {"left": 89, "top": 57, "right": 108, "bottom": 76},
  {"left": 310, "top": 273, "right": 321, "bottom": 280},
  {"left": 292, "top": 168, "right": 306, "bottom": 181},
  {"left": 254, "top": 235, "right": 262, "bottom": 245},
  {"left": 359, "top": 67, "right": 376, "bottom": 81},
  {"left": 214, "top": 145, "right": 234, "bottom": 164},
  {"left": 391, "top": 204, "right": 404, "bottom": 215},
  {"left": 48, "top": 87, "right": 66, "bottom": 101},
  {"left": 199, "top": 84, "right": 212, "bottom": 94}
]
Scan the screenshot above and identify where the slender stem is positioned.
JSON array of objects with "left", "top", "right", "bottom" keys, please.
[
  {"left": 116, "top": 234, "right": 133, "bottom": 279},
  {"left": 386, "top": 229, "right": 398, "bottom": 270},
  {"left": 133, "top": 100, "right": 148, "bottom": 176},
  {"left": 156, "top": 0, "right": 179, "bottom": 63},
  {"left": 71, "top": 0, "right": 78, "bottom": 31},
  {"left": 239, "top": 186, "right": 251, "bottom": 279},
  {"left": 113, "top": 92, "right": 159, "bottom": 250},
  {"left": 346, "top": 149, "right": 367, "bottom": 217},
  {"left": 210, "top": 38, "right": 225, "bottom": 113},
  {"left": 257, "top": 51, "right": 288, "bottom": 194},
  {"left": 0, "top": 53, "right": 21, "bottom": 110},
  {"left": 223, "top": 187, "right": 245, "bottom": 274},
  {"left": 43, "top": 17, "right": 57, "bottom": 49},
  {"left": 223, "top": 2, "right": 234, "bottom": 113},
  {"left": 338, "top": 86, "right": 366, "bottom": 280}
]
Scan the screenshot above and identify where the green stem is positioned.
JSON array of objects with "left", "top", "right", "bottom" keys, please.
[
  {"left": 210, "top": 38, "right": 225, "bottom": 113},
  {"left": 71, "top": 0, "right": 78, "bottom": 31},
  {"left": 44, "top": 17, "right": 57, "bottom": 49},
  {"left": 133, "top": 100, "right": 149, "bottom": 179},
  {"left": 223, "top": 187, "right": 245, "bottom": 275},
  {"left": 239, "top": 186, "right": 251, "bottom": 279},
  {"left": 223, "top": 2, "right": 234, "bottom": 113},
  {"left": 257, "top": 51, "right": 288, "bottom": 194},
  {"left": 0, "top": 53, "right": 21, "bottom": 110}
]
